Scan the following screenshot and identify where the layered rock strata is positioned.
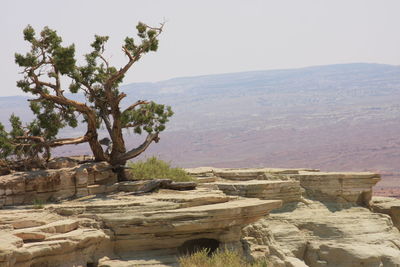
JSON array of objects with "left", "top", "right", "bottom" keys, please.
[
  {"left": 213, "top": 180, "right": 301, "bottom": 204},
  {"left": 0, "top": 209, "right": 111, "bottom": 267},
  {"left": 243, "top": 200, "right": 400, "bottom": 267},
  {"left": 0, "top": 162, "right": 116, "bottom": 207},
  {"left": 291, "top": 171, "right": 381, "bottom": 205},
  {"left": 0, "top": 162, "right": 392, "bottom": 267},
  {"left": 192, "top": 167, "right": 381, "bottom": 205},
  {"left": 213, "top": 168, "right": 319, "bottom": 181},
  {"left": 0, "top": 186, "right": 281, "bottom": 267}
]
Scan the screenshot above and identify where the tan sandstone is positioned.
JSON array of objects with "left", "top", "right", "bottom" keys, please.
[{"left": 0, "top": 161, "right": 396, "bottom": 267}]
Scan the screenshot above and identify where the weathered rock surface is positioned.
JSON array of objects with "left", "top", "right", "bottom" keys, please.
[
  {"left": 118, "top": 180, "right": 197, "bottom": 194},
  {"left": 98, "top": 251, "right": 179, "bottom": 267},
  {"left": 0, "top": 209, "right": 111, "bottom": 267},
  {"left": 243, "top": 201, "right": 400, "bottom": 267},
  {"left": 0, "top": 162, "right": 396, "bottom": 267},
  {"left": 0, "top": 162, "right": 117, "bottom": 207},
  {"left": 205, "top": 167, "right": 380, "bottom": 206},
  {"left": 213, "top": 180, "right": 301, "bottom": 203},
  {"left": 371, "top": 196, "right": 400, "bottom": 231},
  {"left": 0, "top": 183, "right": 280, "bottom": 266},
  {"left": 291, "top": 171, "right": 381, "bottom": 205},
  {"left": 47, "top": 157, "right": 79, "bottom": 170}
]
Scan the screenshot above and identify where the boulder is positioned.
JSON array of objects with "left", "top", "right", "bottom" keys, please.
[
  {"left": 243, "top": 200, "right": 400, "bottom": 266},
  {"left": 371, "top": 196, "right": 400, "bottom": 230},
  {"left": 291, "top": 171, "right": 381, "bottom": 205}
]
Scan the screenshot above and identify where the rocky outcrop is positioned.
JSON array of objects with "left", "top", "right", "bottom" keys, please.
[
  {"left": 291, "top": 171, "right": 381, "bottom": 205},
  {"left": 193, "top": 167, "right": 380, "bottom": 206},
  {"left": 213, "top": 167, "right": 319, "bottom": 180},
  {"left": 371, "top": 196, "right": 400, "bottom": 231},
  {"left": 0, "top": 209, "right": 111, "bottom": 267},
  {"left": 107, "top": 196, "right": 281, "bottom": 254},
  {"left": 44, "top": 187, "right": 281, "bottom": 253},
  {"left": 47, "top": 157, "right": 79, "bottom": 169},
  {"left": 190, "top": 167, "right": 394, "bottom": 267},
  {"left": 0, "top": 162, "right": 395, "bottom": 267},
  {"left": 0, "top": 162, "right": 117, "bottom": 207},
  {"left": 0, "top": 182, "right": 281, "bottom": 266},
  {"left": 243, "top": 201, "right": 400, "bottom": 266},
  {"left": 213, "top": 180, "right": 301, "bottom": 204}
]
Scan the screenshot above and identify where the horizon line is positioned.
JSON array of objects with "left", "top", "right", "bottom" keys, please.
[{"left": 1, "top": 62, "right": 398, "bottom": 98}]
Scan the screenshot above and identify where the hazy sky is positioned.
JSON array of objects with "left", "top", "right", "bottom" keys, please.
[{"left": 1, "top": 0, "right": 400, "bottom": 97}]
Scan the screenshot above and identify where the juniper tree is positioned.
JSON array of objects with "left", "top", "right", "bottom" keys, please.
[{"left": 0, "top": 22, "right": 173, "bottom": 179}]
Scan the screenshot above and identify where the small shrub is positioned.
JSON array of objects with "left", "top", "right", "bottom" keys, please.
[
  {"left": 179, "top": 249, "right": 211, "bottom": 267},
  {"left": 179, "top": 248, "right": 269, "bottom": 267},
  {"left": 32, "top": 199, "right": 45, "bottom": 209},
  {"left": 128, "top": 156, "right": 194, "bottom": 182}
]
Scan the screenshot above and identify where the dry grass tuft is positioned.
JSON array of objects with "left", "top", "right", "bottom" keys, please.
[{"left": 179, "top": 249, "right": 269, "bottom": 267}]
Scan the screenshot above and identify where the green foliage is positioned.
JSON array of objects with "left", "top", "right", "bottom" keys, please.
[
  {"left": 53, "top": 45, "right": 76, "bottom": 74},
  {"left": 9, "top": 114, "right": 24, "bottom": 138},
  {"left": 128, "top": 156, "right": 194, "bottom": 182},
  {"left": 3, "top": 22, "right": 172, "bottom": 171},
  {"left": 40, "top": 26, "right": 62, "bottom": 51},
  {"left": 29, "top": 101, "right": 65, "bottom": 139},
  {"left": 32, "top": 199, "right": 45, "bottom": 209},
  {"left": 23, "top": 25, "right": 35, "bottom": 42},
  {"left": 0, "top": 113, "right": 52, "bottom": 164},
  {"left": 91, "top": 35, "right": 109, "bottom": 52},
  {"left": 179, "top": 249, "right": 269, "bottom": 267},
  {"left": 0, "top": 123, "right": 13, "bottom": 158},
  {"left": 122, "top": 102, "right": 173, "bottom": 134},
  {"left": 14, "top": 52, "right": 37, "bottom": 67}
]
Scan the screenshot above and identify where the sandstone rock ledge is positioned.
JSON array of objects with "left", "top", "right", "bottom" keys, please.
[
  {"left": 1, "top": 162, "right": 399, "bottom": 267},
  {"left": 243, "top": 200, "right": 400, "bottom": 266},
  {"left": 188, "top": 166, "right": 400, "bottom": 266},
  {"left": 0, "top": 187, "right": 281, "bottom": 267},
  {"left": 371, "top": 196, "right": 400, "bottom": 230},
  {"left": 190, "top": 167, "right": 381, "bottom": 206}
]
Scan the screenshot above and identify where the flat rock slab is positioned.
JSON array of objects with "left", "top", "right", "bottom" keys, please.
[
  {"left": 167, "top": 182, "right": 197, "bottom": 190},
  {"left": 294, "top": 171, "right": 381, "bottom": 179},
  {"left": 118, "top": 180, "right": 197, "bottom": 194},
  {"left": 213, "top": 180, "right": 301, "bottom": 203},
  {"left": 100, "top": 198, "right": 282, "bottom": 252},
  {"left": 196, "top": 177, "right": 217, "bottom": 183},
  {"left": 185, "top": 167, "right": 219, "bottom": 175},
  {"left": 101, "top": 198, "right": 282, "bottom": 231},
  {"left": 291, "top": 171, "right": 381, "bottom": 205},
  {"left": 371, "top": 196, "right": 400, "bottom": 230},
  {"left": 99, "top": 252, "right": 179, "bottom": 267},
  {"left": 49, "top": 188, "right": 233, "bottom": 216},
  {"left": 214, "top": 168, "right": 320, "bottom": 181}
]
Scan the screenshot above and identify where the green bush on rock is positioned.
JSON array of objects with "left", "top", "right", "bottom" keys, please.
[{"left": 128, "top": 156, "right": 194, "bottom": 182}]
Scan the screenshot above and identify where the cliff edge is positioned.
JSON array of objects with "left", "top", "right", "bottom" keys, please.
[{"left": 0, "top": 159, "right": 399, "bottom": 266}]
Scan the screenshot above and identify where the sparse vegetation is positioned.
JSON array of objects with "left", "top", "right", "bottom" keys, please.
[
  {"left": 32, "top": 199, "right": 45, "bottom": 209},
  {"left": 0, "top": 22, "right": 173, "bottom": 180},
  {"left": 178, "top": 248, "right": 269, "bottom": 267},
  {"left": 128, "top": 156, "right": 194, "bottom": 182}
]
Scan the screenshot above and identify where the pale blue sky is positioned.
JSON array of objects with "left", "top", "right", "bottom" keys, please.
[{"left": 1, "top": 0, "right": 400, "bottom": 96}]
